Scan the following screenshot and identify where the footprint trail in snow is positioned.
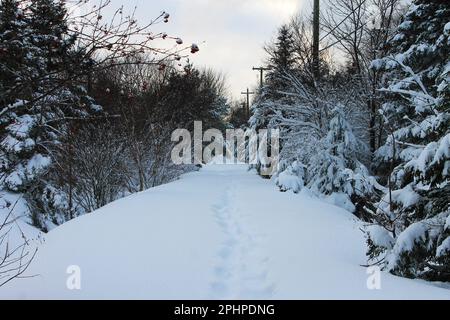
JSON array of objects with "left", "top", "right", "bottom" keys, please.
[{"left": 210, "top": 181, "right": 275, "bottom": 299}]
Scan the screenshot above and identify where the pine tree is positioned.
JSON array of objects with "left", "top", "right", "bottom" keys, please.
[
  {"left": 0, "top": 0, "right": 36, "bottom": 107},
  {"left": 0, "top": 0, "right": 29, "bottom": 107},
  {"left": 250, "top": 25, "right": 297, "bottom": 175},
  {"left": 0, "top": 0, "right": 41, "bottom": 195},
  {"left": 307, "top": 106, "right": 377, "bottom": 216},
  {"left": 251, "top": 24, "right": 297, "bottom": 130},
  {"left": 0, "top": 0, "right": 100, "bottom": 230},
  {"left": 28, "top": 0, "right": 74, "bottom": 75},
  {"left": 367, "top": 0, "right": 450, "bottom": 281},
  {"left": 266, "top": 24, "right": 296, "bottom": 96}
]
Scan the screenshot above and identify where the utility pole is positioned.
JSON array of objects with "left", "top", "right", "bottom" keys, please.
[
  {"left": 241, "top": 88, "right": 255, "bottom": 119},
  {"left": 313, "top": 0, "right": 320, "bottom": 79},
  {"left": 252, "top": 66, "right": 271, "bottom": 89}
]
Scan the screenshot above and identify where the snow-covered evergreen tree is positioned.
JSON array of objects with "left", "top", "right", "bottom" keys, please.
[
  {"left": 0, "top": 0, "right": 28, "bottom": 106},
  {"left": 0, "top": 0, "right": 99, "bottom": 230},
  {"left": 367, "top": 0, "right": 450, "bottom": 281},
  {"left": 249, "top": 24, "right": 297, "bottom": 176},
  {"left": 250, "top": 24, "right": 297, "bottom": 131},
  {"left": 265, "top": 24, "right": 296, "bottom": 100},
  {"left": 307, "top": 106, "right": 378, "bottom": 216},
  {"left": 0, "top": 0, "right": 43, "bottom": 194}
]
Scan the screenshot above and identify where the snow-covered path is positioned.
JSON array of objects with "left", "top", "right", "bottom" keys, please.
[{"left": 1, "top": 164, "right": 449, "bottom": 299}]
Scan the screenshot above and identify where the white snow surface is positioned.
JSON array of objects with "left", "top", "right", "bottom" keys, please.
[{"left": 1, "top": 164, "right": 449, "bottom": 300}]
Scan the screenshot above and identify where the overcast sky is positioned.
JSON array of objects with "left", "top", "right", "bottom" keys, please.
[{"left": 78, "top": 0, "right": 307, "bottom": 101}]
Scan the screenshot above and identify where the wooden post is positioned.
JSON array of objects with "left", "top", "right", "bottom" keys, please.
[{"left": 252, "top": 66, "right": 271, "bottom": 88}]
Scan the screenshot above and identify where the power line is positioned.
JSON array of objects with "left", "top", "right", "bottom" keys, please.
[
  {"left": 319, "top": 0, "right": 368, "bottom": 43},
  {"left": 319, "top": 17, "right": 369, "bottom": 52}
]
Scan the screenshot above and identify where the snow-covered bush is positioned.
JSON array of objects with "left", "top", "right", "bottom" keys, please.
[{"left": 275, "top": 161, "right": 305, "bottom": 193}]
